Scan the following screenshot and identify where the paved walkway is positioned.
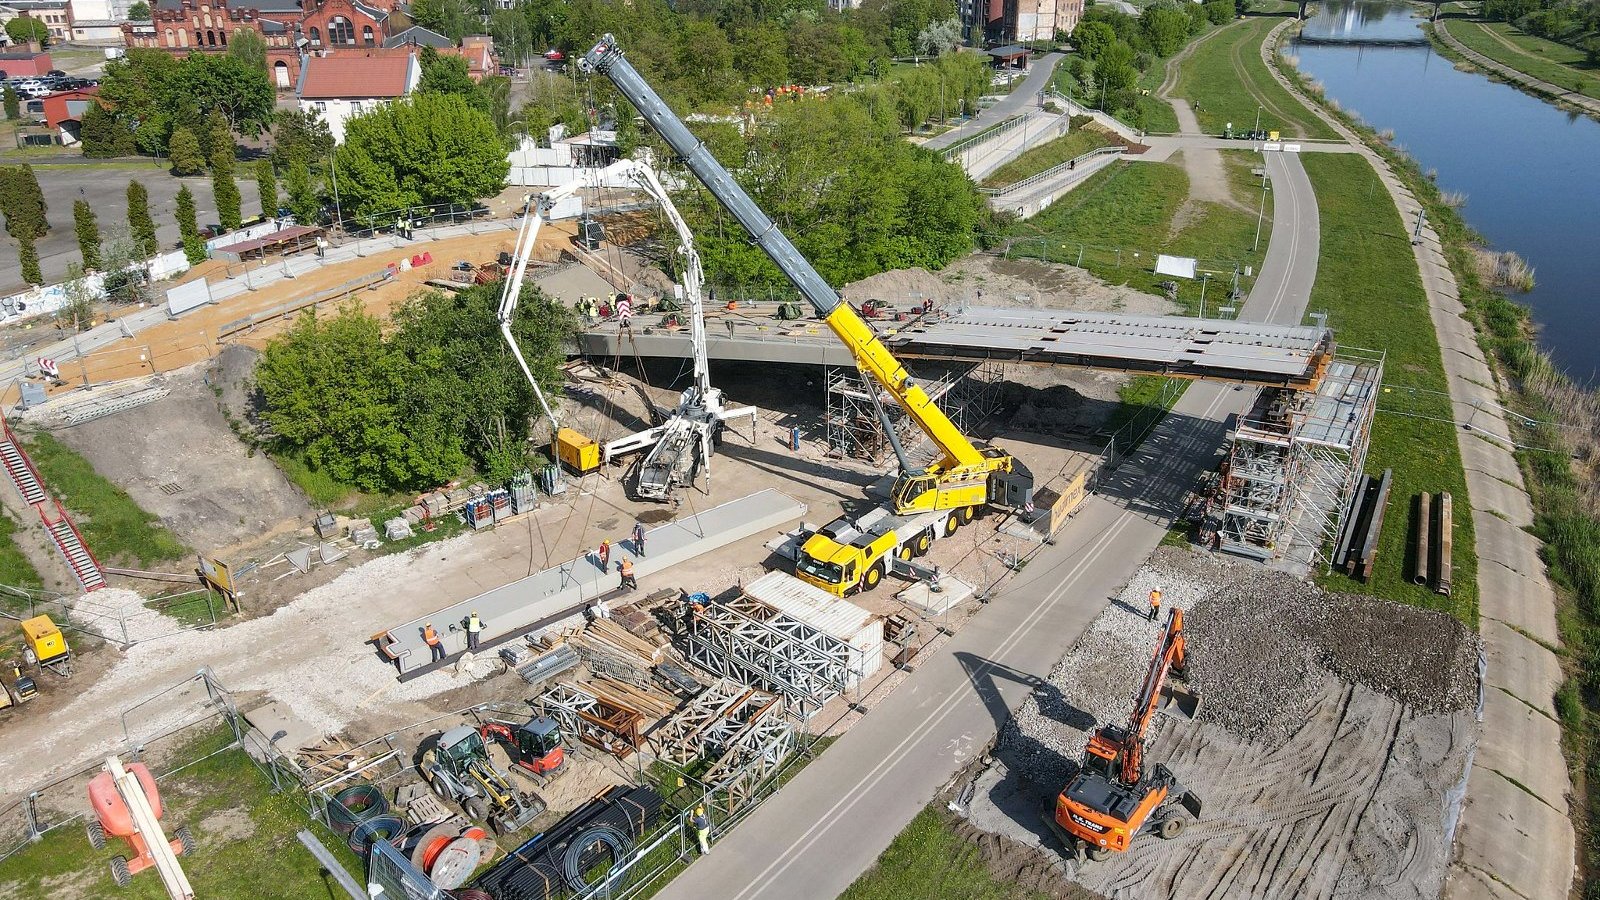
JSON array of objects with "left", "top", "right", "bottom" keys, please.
[
  {"left": 923, "top": 54, "right": 1064, "bottom": 151},
  {"left": 1434, "top": 19, "right": 1600, "bottom": 119},
  {"left": 1262, "top": 20, "right": 1576, "bottom": 899},
  {"left": 651, "top": 96, "right": 1325, "bottom": 900}
]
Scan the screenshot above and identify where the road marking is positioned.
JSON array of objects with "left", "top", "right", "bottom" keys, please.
[{"left": 729, "top": 384, "right": 1236, "bottom": 900}]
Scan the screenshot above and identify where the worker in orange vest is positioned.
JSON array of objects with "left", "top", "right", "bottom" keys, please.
[
  {"left": 619, "top": 557, "right": 637, "bottom": 592},
  {"left": 1148, "top": 588, "right": 1162, "bottom": 622},
  {"left": 423, "top": 622, "right": 445, "bottom": 662}
]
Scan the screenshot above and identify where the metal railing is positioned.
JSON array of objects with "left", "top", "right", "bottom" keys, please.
[
  {"left": 938, "top": 114, "right": 1026, "bottom": 160},
  {"left": 979, "top": 146, "right": 1125, "bottom": 196}
]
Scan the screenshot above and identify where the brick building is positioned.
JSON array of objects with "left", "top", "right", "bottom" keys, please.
[
  {"left": 122, "top": 0, "right": 398, "bottom": 88},
  {"left": 960, "top": 0, "right": 1084, "bottom": 44}
]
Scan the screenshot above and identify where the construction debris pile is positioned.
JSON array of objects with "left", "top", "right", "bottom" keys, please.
[{"left": 964, "top": 547, "right": 1481, "bottom": 900}]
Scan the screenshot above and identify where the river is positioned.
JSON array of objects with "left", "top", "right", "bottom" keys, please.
[{"left": 1290, "top": 1, "right": 1600, "bottom": 382}]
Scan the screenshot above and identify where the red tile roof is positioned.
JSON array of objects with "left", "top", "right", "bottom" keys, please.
[{"left": 298, "top": 53, "right": 414, "bottom": 100}]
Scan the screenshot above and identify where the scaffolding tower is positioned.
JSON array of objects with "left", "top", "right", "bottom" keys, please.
[
  {"left": 686, "top": 594, "right": 858, "bottom": 720},
  {"left": 1213, "top": 350, "right": 1383, "bottom": 574},
  {"left": 823, "top": 360, "right": 1006, "bottom": 463}
]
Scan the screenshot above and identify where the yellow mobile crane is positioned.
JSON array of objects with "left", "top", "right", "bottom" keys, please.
[{"left": 581, "top": 36, "right": 1033, "bottom": 595}]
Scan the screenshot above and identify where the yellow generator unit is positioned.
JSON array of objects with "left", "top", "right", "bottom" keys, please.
[
  {"left": 22, "top": 615, "right": 70, "bottom": 677},
  {"left": 556, "top": 428, "right": 601, "bottom": 475}
]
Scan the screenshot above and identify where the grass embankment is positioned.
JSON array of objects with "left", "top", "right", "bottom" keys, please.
[
  {"left": 1173, "top": 16, "right": 1339, "bottom": 140},
  {"left": 0, "top": 727, "right": 363, "bottom": 899},
  {"left": 1438, "top": 18, "right": 1600, "bottom": 102},
  {"left": 980, "top": 118, "right": 1113, "bottom": 188},
  {"left": 1007, "top": 151, "right": 1271, "bottom": 313},
  {"left": 21, "top": 432, "right": 185, "bottom": 567},
  {"left": 1300, "top": 153, "right": 1478, "bottom": 625},
  {"left": 0, "top": 510, "right": 41, "bottom": 590},
  {"left": 840, "top": 807, "right": 1050, "bottom": 900}
]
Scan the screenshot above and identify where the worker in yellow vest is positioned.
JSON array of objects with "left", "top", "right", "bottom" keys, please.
[{"left": 1148, "top": 588, "right": 1162, "bottom": 622}]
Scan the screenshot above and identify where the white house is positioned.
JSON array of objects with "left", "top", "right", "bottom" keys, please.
[{"left": 295, "top": 50, "right": 419, "bottom": 143}]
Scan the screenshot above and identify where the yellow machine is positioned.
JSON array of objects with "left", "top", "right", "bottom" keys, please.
[
  {"left": 22, "top": 615, "right": 70, "bottom": 677},
  {"left": 581, "top": 36, "right": 1035, "bottom": 592},
  {"left": 555, "top": 428, "right": 601, "bottom": 475}
]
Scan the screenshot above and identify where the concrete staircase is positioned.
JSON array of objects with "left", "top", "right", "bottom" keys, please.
[{"left": 0, "top": 419, "right": 105, "bottom": 592}]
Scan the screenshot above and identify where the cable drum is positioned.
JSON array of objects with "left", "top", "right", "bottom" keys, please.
[
  {"left": 347, "top": 814, "right": 406, "bottom": 857},
  {"left": 326, "top": 783, "right": 388, "bottom": 836},
  {"left": 560, "top": 824, "right": 633, "bottom": 891}
]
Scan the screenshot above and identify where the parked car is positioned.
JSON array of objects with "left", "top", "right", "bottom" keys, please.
[
  {"left": 46, "top": 69, "right": 65, "bottom": 77},
  {"left": 16, "top": 80, "right": 46, "bottom": 97}
]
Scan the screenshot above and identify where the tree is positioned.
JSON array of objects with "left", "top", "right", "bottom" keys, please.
[
  {"left": 127, "top": 181, "right": 157, "bottom": 256},
  {"left": 1204, "top": 0, "right": 1234, "bottom": 24},
  {"left": 2, "top": 86, "right": 16, "bottom": 121},
  {"left": 175, "top": 185, "right": 205, "bottom": 264},
  {"left": 167, "top": 127, "right": 205, "bottom": 176},
  {"left": 915, "top": 17, "right": 961, "bottom": 57},
  {"left": 99, "top": 49, "right": 187, "bottom": 156},
  {"left": 99, "top": 232, "right": 152, "bottom": 304},
  {"left": 0, "top": 165, "right": 48, "bottom": 242},
  {"left": 129, "top": 0, "right": 151, "bottom": 19},
  {"left": 334, "top": 94, "right": 509, "bottom": 220},
  {"left": 212, "top": 139, "right": 241, "bottom": 232},
  {"left": 418, "top": 48, "right": 487, "bottom": 113},
  {"left": 1071, "top": 20, "right": 1117, "bottom": 60},
  {"left": 5, "top": 17, "right": 49, "bottom": 47},
  {"left": 226, "top": 27, "right": 268, "bottom": 73},
  {"left": 18, "top": 237, "right": 41, "bottom": 285},
  {"left": 270, "top": 109, "right": 334, "bottom": 172},
  {"left": 256, "top": 160, "right": 278, "bottom": 217},
  {"left": 79, "top": 102, "right": 137, "bottom": 158},
  {"left": 410, "top": 0, "right": 475, "bottom": 41},
  {"left": 182, "top": 53, "right": 275, "bottom": 137},
  {"left": 1140, "top": 5, "right": 1194, "bottom": 56},
  {"left": 58, "top": 263, "right": 96, "bottom": 329},
  {"left": 285, "top": 160, "right": 320, "bottom": 224},
  {"left": 74, "top": 200, "right": 101, "bottom": 270},
  {"left": 1096, "top": 41, "right": 1140, "bottom": 96},
  {"left": 205, "top": 109, "right": 234, "bottom": 162}
]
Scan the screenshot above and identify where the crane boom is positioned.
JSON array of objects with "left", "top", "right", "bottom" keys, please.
[{"left": 581, "top": 36, "right": 1025, "bottom": 515}]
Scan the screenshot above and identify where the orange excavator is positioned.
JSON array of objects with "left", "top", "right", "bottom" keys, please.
[{"left": 1047, "top": 608, "right": 1203, "bottom": 861}]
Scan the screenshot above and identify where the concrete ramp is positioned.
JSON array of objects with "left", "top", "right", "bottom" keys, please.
[{"left": 376, "top": 488, "right": 806, "bottom": 675}]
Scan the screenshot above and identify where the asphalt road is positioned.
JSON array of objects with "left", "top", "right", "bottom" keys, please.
[
  {"left": 653, "top": 150, "right": 1320, "bottom": 900},
  {"left": 923, "top": 53, "right": 1063, "bottom": 151}
]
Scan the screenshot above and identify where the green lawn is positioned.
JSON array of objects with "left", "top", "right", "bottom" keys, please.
[
  {"left": 0, "top": 508, "right": 41, "bottom": 590},
  {"left": 1302, "top": 153, "right": 1478, "bottom": 626},
  {"left": 22, "top": 432, "right": 186, "bottom": 567},
  {"left": 840, "top": 806, "right": 1053, "bottom": 900},
  {"left": 980, "top": 119, "right": 1114, "bottom": 188},
  {"left": 1439, "top": 19, "right": 1600, "bottom": 101},
  {"left": 1007, "top": 152, "right": 1271, "bottom": 312},
  {"left": 1172, "top": 16, "right": 1339, "bottom": 140},
  {"left": 0, "top": 727, "right": 364, "bottom": 899}
]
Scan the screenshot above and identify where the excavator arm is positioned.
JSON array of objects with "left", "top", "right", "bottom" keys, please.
[
  {"left": 580, "top": 36, "right": 1025, "bottom": 513},
  {"left": 1121, "top": 608, "right": 1191, "bottom": 784}
]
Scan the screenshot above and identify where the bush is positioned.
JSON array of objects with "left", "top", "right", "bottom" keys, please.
[{"left": 168, "top": 127, "right": 205, "bottom": 176}]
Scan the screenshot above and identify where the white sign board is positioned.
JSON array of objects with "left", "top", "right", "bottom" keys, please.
[
  {"left": 166, "top": 279, "right": 214, "bottom": 317},
  {"left": 1283, "top": 143, "right": 1302, "bottom": 153},
  {"left": 1154, "top": 255, "right": 1198, "bottom": 280}
]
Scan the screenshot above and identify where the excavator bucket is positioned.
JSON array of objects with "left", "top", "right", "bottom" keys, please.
[
  {"left": 1158, "top": 682, "right": 1201, "bottom": 721},
  {"left": 1180, "top": 790, "right": 1203, "bottom": 819}
]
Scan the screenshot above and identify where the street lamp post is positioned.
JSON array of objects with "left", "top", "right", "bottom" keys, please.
[
  {"left": 1199, "top": 273, "right": 1211, "bottom": 318},
  {"left": 1254, "top": 104, "right": 1262, "bottom": 134}
]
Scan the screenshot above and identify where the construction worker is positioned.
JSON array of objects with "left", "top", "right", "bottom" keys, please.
[
  {"left": 632, "top": 521, "right": 647, "bottom": 557},
  {"left": 619, "top": 557, "right": 637, "bottom": 592},
  {"left": 689, "top": 806, "right": 711, "bottom": 855},
  {"left": 423, "top": 622, "right": 445, "bottom": 662},
  {"left": 1148, "top": 588, "right": 1162, "bottom": 622},
  {"left": 466, "top": 611, "right": 483, "bottom": 651},
  {"left": 598, "top": 539, "right": 611, "bottom": 572}
]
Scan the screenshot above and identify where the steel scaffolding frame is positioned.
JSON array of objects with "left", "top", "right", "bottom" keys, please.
[
  {"left": 532, "top": 683, "right": 645, "bottom": 756},
  {"left": 686, "top": 595, "right": 856, "bottom": 720},
  {"left": 651, "top": 678, "right": 760, "bottom": 766},
  {"left": 823, "top": 360, "right": 1006, "bottom": 462},
  {"left": 1215, "top": 351, "right": 1383, "bottom": 573},
  {"left": 702, "top": 698, "right": 793, "bottom": 811}
]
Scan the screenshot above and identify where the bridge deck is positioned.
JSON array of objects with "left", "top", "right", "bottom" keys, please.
[{"left": 576, "top": 306, "right": 1333, "bottom": 389}]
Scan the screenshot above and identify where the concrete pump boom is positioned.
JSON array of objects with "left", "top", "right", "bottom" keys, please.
[{"left": 581, "top": 34, "right": 1029, "bottom": 516}]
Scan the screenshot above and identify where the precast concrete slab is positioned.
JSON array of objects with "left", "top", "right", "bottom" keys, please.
[{"left": 377, "top": 488, "right": 805, "bottom": 675}]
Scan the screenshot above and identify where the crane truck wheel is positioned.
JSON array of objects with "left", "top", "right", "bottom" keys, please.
[
  {"left": 898, "top": 545, "right": 913, "bottom": 561},
  {"left": 864, "top": 562, "right": 884, "bottom": 590},
  {"left": 914, "top": 531, "right": 932, "bottom": 556},
  {"left": 958, "top": 506, "right": 975, "bottom": 525},
  {"left": 1157, "top": 815, "right": 1187, "bottom": 839},
  {"left": 944, "top": 513, "right": 960, "bottom": 537}
]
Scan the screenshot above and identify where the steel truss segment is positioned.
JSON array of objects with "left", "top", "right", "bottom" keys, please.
[{"left": 686, "top": 595, "right": 855, "bottom": 719}]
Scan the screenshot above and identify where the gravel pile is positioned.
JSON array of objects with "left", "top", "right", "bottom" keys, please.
[{"left": 1299, "top": 592, "right": 1479, "bottom": 713}]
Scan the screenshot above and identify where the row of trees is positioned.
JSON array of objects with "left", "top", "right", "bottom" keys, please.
[
  {"left": 881, "top": 49, "right": 991, "bottom": 131},
  {"left": 1058, "top": 1, "right": 1234, "bottom": 129},
  {"left": 254, "top": 284, "right": 575, "bottom": 491},
  {"left": 84, "top": 47, "right": 275, "bottom": 158},
  {"left": 1482, "top": 0, "right": 1600, "bottom": 60}
]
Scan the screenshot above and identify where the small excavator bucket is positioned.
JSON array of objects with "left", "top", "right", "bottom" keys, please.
[
  {"left": 1179, "top": 790, "right": 1203, "bottom": 819},
  {"left": 1158, "top": 682, "right": 1201, "bottom": 721}
]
